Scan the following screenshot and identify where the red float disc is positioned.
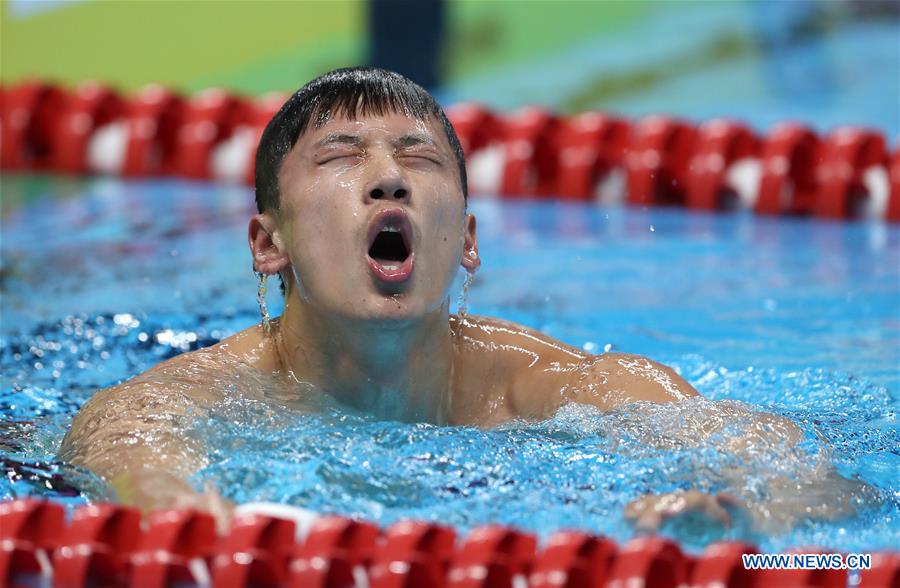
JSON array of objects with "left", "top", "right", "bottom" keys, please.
[
  {"left": 50, "top": 82, "right": 125, "bottom": 174},
  {"left": 172, "top": 88, "right": 254, "bottom": 180},
  {"left": 530, "top": 530, "right": 617, "bottom": 588},
  {"left": 446, "top": 103, "right": 502, "bottom": 158},
  {"left": 757, "top": 548, "right": 848, "bottom": 587},
  {"left": 447, "top": 525, "right": 536, "bottom": 587},
  {"left": 684, "top": 119, "right": 760, "bottom": 210},
  {"left": 66, "top": 503, "right": 142, "bottom": 555},
  {"left": 369, "top": 521, "right": 456, "bottom": 587},
  {"left": 690, "top": 541, "right": 760, "bottom": 588},
  {"left": 139, "top": 508, "right": 217, "bottom": 559},
  {"left": 243, "top": 92, "right": 289, "bottom": 187},
  {"left": 121, "top": 85, "right": 185, "bottom": 177},
  {"left": 755, "top": 123, "right": 822, "bottom": 215},
  {"left": 0, "top": 499, "right": 65, "bottom": 551},
  {"left": 499, "top": 107, "right": 559, "bottom": 198},
  {"left": 858, "top": 552, "right": 900, "bottom": 587},
  {"left": 814, "top": 127, "right": 888, "bottom": 219},
  {"left": 550, "top": 112, "right": 630, "bottom": 200},
  {"left": 0, "top": 81, "right": 69, "bottom": 171},
  {"left": 886, "top": 147, "right": 900, "bottom": 222},
  {"left": 625, "top": 116, "right": 697, "bottom": 207},
  {"left": 605, "top": 536, "right": 692, "bottom": 588}
]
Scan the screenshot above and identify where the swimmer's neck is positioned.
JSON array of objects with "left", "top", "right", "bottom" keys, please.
[{"left": 273, "top": 298, "right": 454, "bottom": 423}]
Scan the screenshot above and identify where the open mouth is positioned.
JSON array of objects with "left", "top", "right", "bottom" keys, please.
[
  {"left": 369, "top": 227, "right": 409, "bottom": 263},
  {"left": 366, "top": 208, "right": 415, "bottom": 284}
]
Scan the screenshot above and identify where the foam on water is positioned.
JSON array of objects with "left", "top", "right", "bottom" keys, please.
[{"left": 1, "top": 310, "right": 895, "bottom": 553}]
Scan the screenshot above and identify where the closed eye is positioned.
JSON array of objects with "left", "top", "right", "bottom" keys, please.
[
  {"left": 402, "top": 154, "right": 440, "bottom": 164},
  {"left": 398, "top": 149, "right": 442, "bottom": 165},
  {"left": 316, "top": 151, "right": 364, "bottom": 165}
]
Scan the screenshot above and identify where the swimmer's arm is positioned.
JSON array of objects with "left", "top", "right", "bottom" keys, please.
[
  {"left": 499, "top": 336, "right": 869, "bottom": 532},
  {"left": 625, "top": 411, "right": 875, "bottom": 533},
  {"left": 58, "top": 381, "right": 232, "bottom": 523}
]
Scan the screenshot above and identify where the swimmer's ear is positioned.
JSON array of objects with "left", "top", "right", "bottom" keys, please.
[
  {"left": 460, "top": 213, "right": 480, "bottom": 273},
  {"left": 248, "top": 214, "right": 290, "bottom": 274}
]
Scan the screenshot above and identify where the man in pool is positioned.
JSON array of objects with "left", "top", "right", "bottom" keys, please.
[{"left": 59, "top": 67, "right": 813, "bottom": 531}]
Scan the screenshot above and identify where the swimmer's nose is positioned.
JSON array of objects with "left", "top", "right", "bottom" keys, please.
[
  {"left": 369, "top": 184, "right": 409, "bottom": 201},
  {"left": 365, "top": 158, "right": 410, "bottom": 203}
]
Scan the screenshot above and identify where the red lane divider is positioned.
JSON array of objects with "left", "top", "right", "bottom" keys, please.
[
  {"left": 128, "top": 509, "right": 218, "bottom": 587},
  {"left": 684, "top": 119, "right": 759, "bottom": 210},
  {"left": 889, "top": 148, "right": 900, "bottom": 221},
  {"left": 66, "top": 503, "right": 142, "bottom": 554},
  {"left": 0, "top": 498, "right": 66, "bottom": 548},
  {"left": 551, "top": 112, "right": 630, "bottom": 201},
  {"left": 691, "top": 541, "right": 761, "bottom": 587},
  {"left": 0, "top": 500, "right": 65, "bottom": 587},
  {"left": 444, "top": 103, "right": 502, "bottom": 159},
  {"left": 242, "top": 91, "right": 289, "bottom": 186},
  {"left": 755, "top": 123, "right": 822, "bottom": 215},
  {"left": 758, "top": 548, "right": 848, "bottom": 588},
  {"left": 1, "top": 81, "right": 69, "bottom": 171},
  {"left": 815, "top": 127, "right": 889, "bottom": 219},
  {"left": 50, "top": 82, "right": 126, "bottom": 174},
  {"left": 369, "top": 520, "right": 457, "bottom": 587},
  {"left": 0, "top": 499, "right": 896, "bottom": 587},
  {"left": 1, "top": 80, "right": 897, "bottom": 221},
  {"left": 288, "top": 516, "right": 380, "bottom": 588},
  {"left": 171, "top": 88, "right": 254, "bottom": 180},
  {"left": 529, "top": 530, "right": 617, "bottom": 587},
  {"left": 213, "top": 512, "right": 297, "bottom": 587},
  {"left": 121, "top": 85, "right": 186, "bottom": 177},
  {"left": 625, "top": 116, "right": 697, "bottom": 207},
  {"left": 859, "top": 552, "right": 900, "bottom": 587},
  {"left": 606, "top": 536, "right": 691, "bottom": 588},
  {"left": 140, "top": 509, "right": 217, "bottom": 559},
  {"left": 447, "top": 525, "right": 536, "bottom": 587},
  {"left": 50, "top": 504, "right": 141, "bottom": 588},
  {"left": 302, "top": 515, "right": 380, "bottom": 568},
  {"left": 450, "top": 104, "right": 896, "bottom": 221},
  {"left": 498, "top": 107, "right": 560, "bottom": 198}
]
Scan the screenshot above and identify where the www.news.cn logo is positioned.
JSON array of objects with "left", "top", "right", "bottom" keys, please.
[{"left": 742, "top": 553, "right": 872, "bottom": 570}]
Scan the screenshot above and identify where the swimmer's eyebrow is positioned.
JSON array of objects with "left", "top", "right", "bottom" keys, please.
[
  {"left": 393, "top": 133, "right": 438, "bottom": 150},
  {"left": 314, "top": 133, "right": 364, "bottom": 149}
]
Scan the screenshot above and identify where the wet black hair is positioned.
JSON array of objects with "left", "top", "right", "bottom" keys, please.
[{"left": 254, "top": 66, "right": 467, "bottom": 214}]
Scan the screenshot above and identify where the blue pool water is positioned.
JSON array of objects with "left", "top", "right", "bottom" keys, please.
[{"left": 1, "top": 176, "right": 897, "bottom": 554}]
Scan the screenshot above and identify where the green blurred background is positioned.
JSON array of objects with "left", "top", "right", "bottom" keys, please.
[{"left": 1, "top": 1, "right": 651, "bottom": 95}]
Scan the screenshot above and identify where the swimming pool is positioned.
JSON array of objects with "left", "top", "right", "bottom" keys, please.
[{"left": 1, "top": 174, "right": 897, "bottom": 557}]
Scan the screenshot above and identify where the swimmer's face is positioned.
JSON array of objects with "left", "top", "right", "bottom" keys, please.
[{"left": 254, "top": 111, "right": 478, "bottom": 322}]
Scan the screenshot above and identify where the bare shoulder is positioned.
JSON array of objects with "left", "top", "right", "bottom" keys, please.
[
  {"left": 591, "top": 352, "right": 699, "bottom": 403},
  {"left": 449, "top": 314, "right": 587, "bottom": 422},
  {"left": 112, "top": 324, "right": 273, "bottom": 401},
  {"left": 449, "top": 315, "right": 699, "bottom": 422},
  {"left": 59, "top": 324, "right": 275, "bottom": 470},
  {"left": 450, "top": 314, "right": 587, "bottom": 360}
]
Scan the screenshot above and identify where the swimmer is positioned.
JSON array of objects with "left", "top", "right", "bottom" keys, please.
[{"left": 59, "top": 67, "right": 867, "bottom": 533}]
